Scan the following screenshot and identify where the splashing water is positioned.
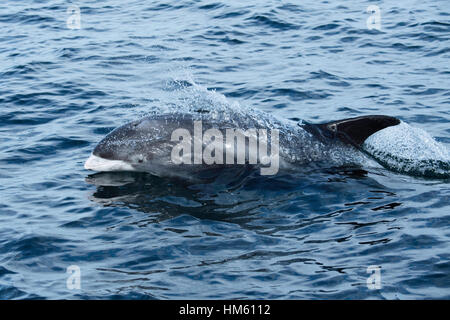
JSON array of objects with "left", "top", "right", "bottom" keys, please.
[
  {"left": 363, "top": 122, "right": 450, "bottom": 179},
  {"left": 152, "top": 78, "right": 374, "bottom": 168}
]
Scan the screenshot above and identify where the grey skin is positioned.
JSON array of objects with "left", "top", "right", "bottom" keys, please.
[{"left": 84, "top": 110, "right": 400, "bottom": 179}]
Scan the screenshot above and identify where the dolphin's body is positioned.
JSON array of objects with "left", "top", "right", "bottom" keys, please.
[{"left": 84, "top": 109, "right": 400, "bottom": 179}]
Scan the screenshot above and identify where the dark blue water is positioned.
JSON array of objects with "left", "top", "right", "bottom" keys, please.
[{"left": 1, "top": 0, "right": 449, "bottom": 299}]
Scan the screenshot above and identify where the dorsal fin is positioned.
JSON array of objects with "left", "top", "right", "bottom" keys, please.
[{"left": 302, "top": 115, "right": 401, "bottom": 147}]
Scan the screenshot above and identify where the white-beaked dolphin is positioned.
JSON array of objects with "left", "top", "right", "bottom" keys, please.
[{"left": 84, "top": 111, "right": 400, "bottom": 178}]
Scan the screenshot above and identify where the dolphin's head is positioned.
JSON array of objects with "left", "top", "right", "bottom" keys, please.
[{"left": 84, "top": 117, "right": 173, "bottom": 173}]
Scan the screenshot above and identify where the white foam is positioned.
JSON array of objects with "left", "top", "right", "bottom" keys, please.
[{"left": 363, "top": 122, "right": 450, "bottom": 177}]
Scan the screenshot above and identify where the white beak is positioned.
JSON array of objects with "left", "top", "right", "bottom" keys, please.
[{"left": 84, "top": 154, "right": 135, "bottom": 172}]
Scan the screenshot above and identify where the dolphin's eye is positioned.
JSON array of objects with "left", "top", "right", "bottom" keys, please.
[
  {"left": 328, "top": 124, "right": 337, "bottom": 132},
  {"left": 132, "top": 154, "right": 145, "bottom": 164}
]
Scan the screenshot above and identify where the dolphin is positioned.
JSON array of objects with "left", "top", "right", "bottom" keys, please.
[{"left": 84, "top": 109, "right": 401, "bottom": 178}]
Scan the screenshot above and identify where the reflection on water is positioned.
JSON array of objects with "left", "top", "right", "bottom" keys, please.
[
  {"left": 80, "top": 167, "right": 422, "bottom": 299},
  {"left": 86, "top": 167, "right": 402, "bottom": 236}
]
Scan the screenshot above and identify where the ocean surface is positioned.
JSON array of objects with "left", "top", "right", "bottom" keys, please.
[{"left": 0, "top": 0, "right": 449, "bottom": 299}]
